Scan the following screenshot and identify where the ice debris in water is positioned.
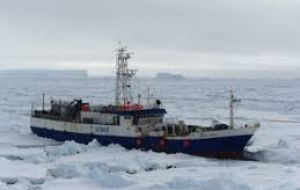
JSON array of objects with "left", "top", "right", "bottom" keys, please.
[
  {"left": 167, "top": 175, "right": 251, "bottom": 190},
  {"left": 49, "top": 164, "right": 83, "bottom": 179},
  {"left": 250, "top": 138, "right": 300, "bottom": 164},
  {"left": 45, "top": 140, "right": 100, "bottom": 157},
  {"left": 87, "top": 169, "right": 134, "bottom": 188},
  {"left": 0, "top": 143, "right": 46, "bottom": 164},
  {"left": 0, "top": 182, "right": 8, "bottom": 190},
  {"left": 0, "top": 157, "right": 46, "bottom": 185},
  {"left": 49, "top": 162, "right": 134, "bottom": 188},
  {"left": 49, "top": 149, "right": 180, "bottom": 179}
]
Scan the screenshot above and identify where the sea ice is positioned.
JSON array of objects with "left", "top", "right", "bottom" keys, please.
[{"left": 0, "top": 157, "right": 46, "bottom": 184}]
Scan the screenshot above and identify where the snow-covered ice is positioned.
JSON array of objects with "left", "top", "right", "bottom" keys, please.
[
  {"left": 0, "top": 157, "right": 46, "bottom": 184},
  {"left": 0, "top": 73, "right": 299, "bottom": 189}
]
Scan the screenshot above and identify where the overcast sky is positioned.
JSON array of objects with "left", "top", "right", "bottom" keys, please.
[{"left": 0, "top": 0, "right": 300, "bottom": 78}]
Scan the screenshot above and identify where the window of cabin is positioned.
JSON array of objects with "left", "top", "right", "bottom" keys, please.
[{"left": 134, "top": 114, "right": 163, "bottom": 125}]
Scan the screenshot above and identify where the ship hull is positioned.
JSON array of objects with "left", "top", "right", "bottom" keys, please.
[{"left": 30, "top": 125, "right": 253, "bottom": 159}]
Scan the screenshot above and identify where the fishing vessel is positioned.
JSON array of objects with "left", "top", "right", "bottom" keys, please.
[{"left": 30, "top": 45, "right": 260, "bottom": 159}]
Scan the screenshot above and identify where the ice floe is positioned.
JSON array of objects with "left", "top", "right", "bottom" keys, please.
[{"left": 0, "top": 157, "right": 46, "bottom": 184}]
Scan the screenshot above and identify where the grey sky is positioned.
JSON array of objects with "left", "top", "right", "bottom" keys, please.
[{"left": 0, "top": 0, "right": 300, "bottom": 78}]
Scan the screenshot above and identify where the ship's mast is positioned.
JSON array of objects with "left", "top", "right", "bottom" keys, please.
[
  {"left": 115, "top": 43, "right": 136, "bottom": 106},
  {"left": 229, "top": 89, "right": 240, "bottom": 128}
]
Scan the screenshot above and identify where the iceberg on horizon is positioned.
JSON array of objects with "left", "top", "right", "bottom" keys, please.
[{"left": 154, "top": 72, "right": 186, "bottom": 80}]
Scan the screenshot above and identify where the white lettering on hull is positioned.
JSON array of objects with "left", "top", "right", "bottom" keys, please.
[{"left": 95, "top": 126, "right": 109, "bottom": 133}]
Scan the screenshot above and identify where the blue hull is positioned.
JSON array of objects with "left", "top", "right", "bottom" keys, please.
[{"left": 31, "top": 126, "right": 252, "bottom": 159}]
